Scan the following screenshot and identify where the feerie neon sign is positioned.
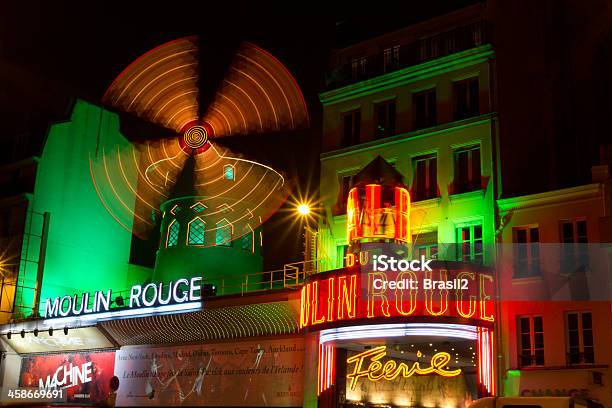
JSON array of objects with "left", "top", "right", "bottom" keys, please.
[
  {"left": 44, "top": 277, "right": 202, "bottom": 319},
  {"left": 346, "top": 345, "right": 462, "bottom": 391}
]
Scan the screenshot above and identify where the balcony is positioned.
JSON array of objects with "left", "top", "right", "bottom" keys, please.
[
  {"left": 518, "top": 353, "right": 544, "bottom": 368},
  {"left": 566, "top": 351, "right": 595, "bottom": 366},
  {"left": 326, "top": 21, "right": 489, "bottom": 89}
]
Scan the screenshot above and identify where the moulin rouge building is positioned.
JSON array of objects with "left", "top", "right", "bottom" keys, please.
[{"left": 0, "top": 4, "right": 611, "bottom": 408}]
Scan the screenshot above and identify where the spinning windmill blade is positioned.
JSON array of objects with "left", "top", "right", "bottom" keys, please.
[{"left": 91, "top": 36, "right": 309, "bottom": 242}]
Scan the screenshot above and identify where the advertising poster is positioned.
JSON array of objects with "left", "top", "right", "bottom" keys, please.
[
  {"left": 19, "top": 351, "right": 116, "bottom": 404},
  {"left": 115, "top": 337, "right": 305, "bottom": 407}
]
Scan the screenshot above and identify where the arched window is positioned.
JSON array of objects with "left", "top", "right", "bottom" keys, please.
[
  {"left": 241, "top": 227, "right": 254, "bottom": 252},
  {"left": 216, "top": 219, "right": 232, "bottom": 246},
  {"left": 188, "top": 217, "right": 206, "bottom": 245},
  {"left": 166, "top": 220, "right": 179, "bottom": 247},
  {"left": 223, "top": 164, "right": 235, "bottom": 181}
]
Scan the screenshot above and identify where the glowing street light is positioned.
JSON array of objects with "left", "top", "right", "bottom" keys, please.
[{"left": 297, "top": 203, "right": 311, "bottom": 216}]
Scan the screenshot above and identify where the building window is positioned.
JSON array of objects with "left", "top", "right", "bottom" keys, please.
[
  {"left": 560, "top": 219, "right": 588, "bottom": 273},
  {"left": 419, "top": 37, "right": 439, "bottom": 61},
  {"left": 350, "top": 57, "right": 367, "bottom": 80},
  {"left": 561, "top": 219, "right": 588, "bottom": 243},
  {"left": 454, "top": 77, "right": 479, "bottom": 120},
  {"left": 342, "top": 110, "right": 361, "bottom": 147},
  {"left": 166, "top": 220, "right": 180, "bottom": 248},
  {"left": 413, "top": 231, "right": 438, "bottom": 260},
  {"left": 566, "top": 311, "right": 594, "bottom": 365},
  {"left": 518, "top": 316, "right": 544, "bottom": 367},
  {"left": 223, "top": 165, "right": 235, "bottom": 181},
  {"left": 453, "top": 145, "right": 481, "bottom": 194},
  {"left": 383, "top": 45, "right": 400, "bottom": 72},
  {"left": 375, "top": 100, "right": 396, "bottom": 138},
  {"left": 412, "top": 154, "right": 437, "bottom": 201},
  {"left": 413, "top": 89, "right": 437, "bottom": 129},
  {"left": 457, "top": 224, "right": 483, "bottom": 264},
  {"left": 241, "top": 227, "right": 254, "bottom": 252},
  {"left": 187, "top": 217, "right": 205, "bottom": 245},
  {"left": 513, "top": 226, "right": 540, "bottom": 278},
  {"left": 216, "top": 219, "right": 232, "bottom": 246},
  {"left": 337, "top": 245, "right": 348, "bottom": 268}
]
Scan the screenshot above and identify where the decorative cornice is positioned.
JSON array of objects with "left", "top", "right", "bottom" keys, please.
[
  {"left": 497, "top": 184, "right": 602, "bottom": 213},
  {"left": 319, "top": 45, "right": 495, "bottom": 106},
  {"left": 320, "top": 114, "right": 494, "bottom": 161}
]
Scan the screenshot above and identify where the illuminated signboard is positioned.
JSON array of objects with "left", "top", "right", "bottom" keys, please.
[
  {"left": 347, "top": 185, "right": 410, "bottom": 243},
  {"left": 43, "top": 277, "right": 202, "bottom": 320},
  {"left": 4, "top": 327, "right": 114, "bottom": 354},
  {"left": 300, "top": 262, "right": 494, "bottom": 329},
  {"left": 346, "top": 345, "right": 462, "bottom": 391}
]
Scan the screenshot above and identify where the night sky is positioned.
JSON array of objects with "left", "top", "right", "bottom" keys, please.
[{"left": 0, "top": 2, "right": 479, "bottom": 268}]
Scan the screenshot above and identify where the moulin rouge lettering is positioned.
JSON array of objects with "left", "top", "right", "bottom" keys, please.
[
  {"left": 44, "top": 277, "right": 201, "bottom": 319},
  {"left": 299, "top": 269, "right": 494, "bottom": 328},
  {"left": 346, "top": 345, "right": 462, "bottom": 391}
]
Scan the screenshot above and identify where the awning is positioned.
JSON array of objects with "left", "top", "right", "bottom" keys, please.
[{"left": 100, "top": 301, "right": 300, "bottom": 345}]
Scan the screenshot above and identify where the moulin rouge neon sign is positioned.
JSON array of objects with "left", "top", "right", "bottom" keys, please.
[
  {"left": 44, "top": 278, "right": 202, "bottom": 319},
  {"left": 346, "top": 345, "right": 462, "bottom": 391},
  {"left": 300, "top": 265, "right": 494, "bottom": 328}
]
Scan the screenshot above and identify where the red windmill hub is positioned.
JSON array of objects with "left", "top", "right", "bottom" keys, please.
[{"left": 179, "top": 121, "right": 214, "bottom": 154}]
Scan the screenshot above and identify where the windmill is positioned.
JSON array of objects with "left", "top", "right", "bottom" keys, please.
[{"left": 90, "top": 36, "right": 309, "bottom": 253}]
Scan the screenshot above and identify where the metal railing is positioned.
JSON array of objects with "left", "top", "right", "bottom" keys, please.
[
  {"left": 0, "top": 209, "right": 48, "bottom": 323},
  {"left": 518, "top": 353, "right": 544, "bottom": 367},
  {"left": 566, "top": 351, "right": 595, "bottom": 365},
  {"left": 203, "top": 259, "right": 321, "bottom": 296}
]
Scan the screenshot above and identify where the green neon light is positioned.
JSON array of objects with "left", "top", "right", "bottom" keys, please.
[{"left": 507, "top": 370, "right": 521, "bottom": 378}]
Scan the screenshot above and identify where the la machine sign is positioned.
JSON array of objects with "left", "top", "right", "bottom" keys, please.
[{"left": 44, "top": 277, "right": 202, "bottom": 319}]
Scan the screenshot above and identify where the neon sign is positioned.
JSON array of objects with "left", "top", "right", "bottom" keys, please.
[
  {"left": 347, "top": 185, "right": 410, "bottom": 243},
  {"left": 300, "top": 267, "right": 494, "bottom": 329},
  {"left": 43, "top": 277, "right": 202, "bottom": 319},
  {"left": 346, "top": 345, "right": 462, "bottom": 391}
]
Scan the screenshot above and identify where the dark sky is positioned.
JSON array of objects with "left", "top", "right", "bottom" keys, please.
[{"left": 0, "top": 2, "right": 477, "bottom": 269}]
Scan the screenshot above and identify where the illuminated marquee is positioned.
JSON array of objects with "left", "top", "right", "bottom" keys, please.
[
  {"left": 346, "top": 345, "right": 462, "bottom": 391},
  {"left": 300, "top": 265, "right": 494, "bottom": 329},
  {"left": 44, "top": 277, "right": 202, "bottom": 319}
]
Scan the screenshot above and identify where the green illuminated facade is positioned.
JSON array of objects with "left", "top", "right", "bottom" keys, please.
[
  {"left": 15, "top": 100, "right": 147, "bottom": 318},
  {"left": 316, "top": 45, "right": 498, "bottom": 271},
  {"left": 12, "top": 99, "right": 265, "bottom": 319}
]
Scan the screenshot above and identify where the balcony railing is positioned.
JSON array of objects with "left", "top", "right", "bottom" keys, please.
[
  {"left": 326, "top": 21, "right": 489, "bottom": 89},
  {"left": 566, "top": 351, "right": 595, "bottom": 365},
  {"left": 518, "top": 353, "right": 544, "bottom": 367},
  {"left": 203, "top": 259, "right": 321, "bottom": 296}
]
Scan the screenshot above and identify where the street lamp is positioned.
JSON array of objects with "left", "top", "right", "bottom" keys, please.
[
  {"left": 297, "top": 203, "right": 311, "bottom": 216},
  {"left": 294, "top": 201, "right": 319, "bottom": 269}
]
